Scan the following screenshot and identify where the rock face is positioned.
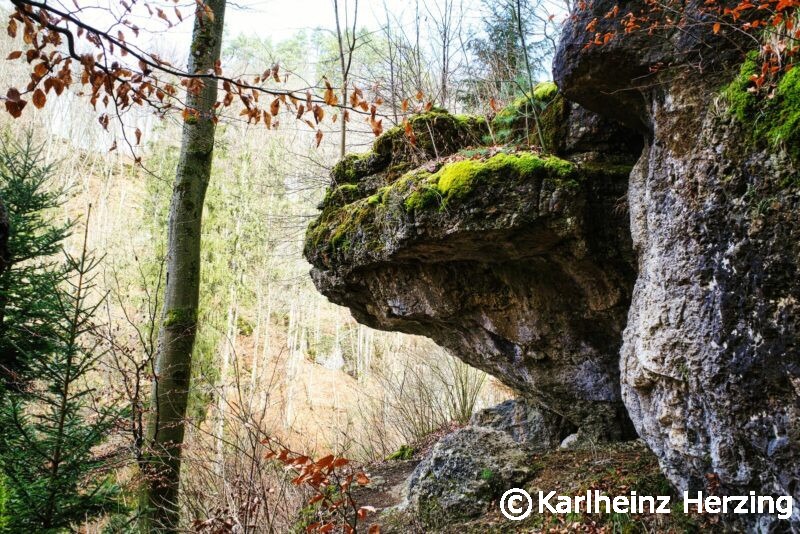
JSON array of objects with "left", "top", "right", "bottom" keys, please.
[
  {"left": 469, "top": 397, "right": 574, "bottom": 447},
  {"left": 555, "top": 0, "right": 800, "bottom": 530},
  {"left": 406, "top": 426, "right": 531, "bottom": 522},
  {"left": 305, "top": 106, "right": 641, "bottom": 441}
]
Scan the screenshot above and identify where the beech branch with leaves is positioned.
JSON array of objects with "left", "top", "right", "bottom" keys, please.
[{"left": 2, "top": 0, "right": 394, "bottom": 153}]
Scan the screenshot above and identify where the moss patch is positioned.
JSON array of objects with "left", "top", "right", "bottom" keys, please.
[
  {"left": 533, "top": 81, "right": 558, "bottom": 101},
  {"left": 403, "top": 184, "right": 440, "bottom": 211},
  {"left": 372, "top": 111, "right": 488, "bottom": 167},
  {"left": 326, "top": 110, "right": 490, "bottom": 202},
  {"left": 386, "top": 445, "right": 415, "bottom": 461},
  {"left": 164, "top": 307, "right": 197, "bottom": 328},
  {"left": 305, "top": 200, "right": 367, "bottom": 254},
  {"left": 323, "top": 183, "right": 362, "bottom": 208},
  {"left": 434, "top": 152, "right": 576, "bottom": 205},
  {"left": 768, "top": 67, "right": 800, "bottom": 162},
  {"left": 306, "top": 151, "right": 582, "bottom": 259},
  {"left": 724, "top": 53, "right": 800, "bottom": 165},
  {"left": 331, "top": 152, "right": 384, "bottom": 185},
  {"left": 491, "top": 82, "right": 563, "bottom": 148}
]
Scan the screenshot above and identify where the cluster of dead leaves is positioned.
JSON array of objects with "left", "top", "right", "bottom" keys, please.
[
  {"left": 581, "top": 0, "right": 800, "bottom": 88},
  {"left": 261, "top": 437, "right": 380, "bottom": 534},
  {"left": 2, "top": 0, "right": 390, "bottom": 152}
]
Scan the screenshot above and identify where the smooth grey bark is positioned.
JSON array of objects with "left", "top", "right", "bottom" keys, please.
[{"left": 141, "top": 0, "right": 226, "bottom": 530}]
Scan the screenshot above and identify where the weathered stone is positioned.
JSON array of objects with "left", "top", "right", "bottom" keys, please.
[
  {"left": 620, "top": 84, "right": 800, "bottom": 531},
  {"left": 469, "top": 398, "right": 574, "bottom": 448},
  {"left": 402, "top": 399, "right": 574, "bottom": 524},
  {"left": 555, "top": 0, "right": 800, "bottom": 529},
  {"left": 561, "top": 103, "right": 643, "bottom": 163},
  {"left": 559, "top": 433, "right": 580, "bottom": 450},
  {"left": 305, "top": 145, "right": 638, "bottom": 440},
  {"left": 405, "top": 426, "right": 530, "bottom": 523},
  {"left": 554, "top": 0, "right": 746, "bottom": 132},
  {"left": 490, "top": 87, "right": 641, "bottom": 162}
]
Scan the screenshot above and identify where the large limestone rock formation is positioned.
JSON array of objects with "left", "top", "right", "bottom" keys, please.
[
  {"left": 556, "top": 0, "right": 800, "bottom": 530},
  {"left": 305, "top": 3, "right": 799, "bottom": 527},
  {"left": 305, "top": 105, "right": 641, "bottom": 441}
]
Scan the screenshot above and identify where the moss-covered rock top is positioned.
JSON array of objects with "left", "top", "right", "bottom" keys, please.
[
  {"left": 329, "top": 110, "right": 488, "bottom": 189},
  {"left": 323, "top": 89, "right": 641, "bottom": 216},
  {"left": 491, "top": 82, "right": 567, "bottom": 150},
  {"left": 307, "top": 91, "right": 640, "bottom": 274},
  {"left": 305, "top": 148, "right": 630, "bottom": 271}
]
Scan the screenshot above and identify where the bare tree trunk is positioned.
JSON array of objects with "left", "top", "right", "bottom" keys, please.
[
  {"left": 333, "top": 0, "right": 359, "bottom": 159},
  {"left": 514, "top": 0, "right": 546, "bottom": 150},
  {"left": 284, "top": 294, "right": 301, "bottom": 428},
  {"left": 141, "top": 0, "right": 226, "bottom": 530},
  {"left": 214, "top": 283, "right": 237, "bottom": 478},
  {"left": 250, "top": 280, "right": 262, "bottom": 391}
]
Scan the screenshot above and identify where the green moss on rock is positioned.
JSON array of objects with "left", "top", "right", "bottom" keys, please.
[
  {"left": 404, "top": 185, "right": 441, "bottom": 211},
  {"left": 533, "top": 81, "right": 558, "bottom": 101},
  {"left": 491, "top": 82, "right": 566, "bottom": 149},
  {"left": 373, "top": 111, "right": 488, "bottom": 166},
  {"left": 325, "top": 110, "right": 490, "bottom": 213},
  {"left": 331, "top": 152, "right": 383, "bottom": 185},
  {"left": 724, "top": 53, "right": 800, "bottom": 165},
  {"left": 435, "top": 152, "right": 576, "bottom": 204},
  {"left": 724, "top": 52, "right": 760, "bottom": 123},
  {"left": 305, "top": 151, "right": 620, "bottom": 264},
  {"left": 386, "top": 445, "right": 415, "bottom": 461},
  {"left": 324, "top": 183, "right": 361, "bottom": 207},
  {"left": 768, "top": 67, "right": 800, "bottom": 162},
  {"left": 540, "top": 95, "right": 569, "bottom": 153}
]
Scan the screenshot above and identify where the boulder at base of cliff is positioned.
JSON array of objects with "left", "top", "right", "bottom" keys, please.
[{"left": 402, "top": 399, "right": 571, "bottom": 526}]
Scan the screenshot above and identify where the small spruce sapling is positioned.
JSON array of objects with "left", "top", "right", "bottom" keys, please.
[
  {"left": 0, "top": 195, "right": 122, "bottom": 531},
  {"left": 0, "top": 137, "right": 71, "bottom": 393}
]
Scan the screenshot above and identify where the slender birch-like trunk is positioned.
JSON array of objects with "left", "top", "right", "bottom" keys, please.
[{"left": 141, "top": 0, "right": 226, "bottom": 530}]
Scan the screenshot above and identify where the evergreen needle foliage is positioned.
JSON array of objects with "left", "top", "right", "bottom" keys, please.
[
  {"left": 0, "top": 137, "right": 71, "bottom": 393},
  {"left": 0, "top": 140, "right": 121, "bottom": 533}
]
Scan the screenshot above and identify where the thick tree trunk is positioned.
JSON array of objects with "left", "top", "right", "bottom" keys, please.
[{"left": 141, "top": 0, "right": 226, "bottom": 530}]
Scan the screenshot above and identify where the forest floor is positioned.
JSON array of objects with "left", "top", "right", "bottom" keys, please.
[{"left": 354, "top": 439, "right": 724, "bottom": 533}]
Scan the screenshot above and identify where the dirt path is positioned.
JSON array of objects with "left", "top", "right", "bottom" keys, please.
[{"left": 351, "top": 459, "right": 420, "bottom": 528}]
